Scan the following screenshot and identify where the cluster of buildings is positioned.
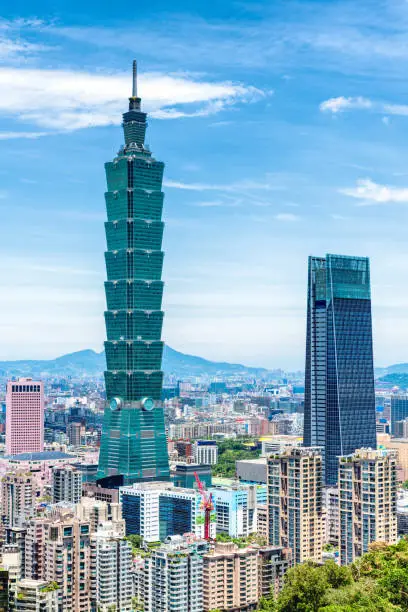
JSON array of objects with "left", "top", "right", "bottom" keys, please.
[{"left": 0, "top": 62, "right": 406, "bottom": 611}]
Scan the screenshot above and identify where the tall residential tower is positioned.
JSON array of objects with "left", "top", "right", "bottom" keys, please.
[
  {"left": 304, "top": 254, "right": 377, "bottom": 485},
  {"left": 97, "top": 62, "right": 169, "bottom": 486}
]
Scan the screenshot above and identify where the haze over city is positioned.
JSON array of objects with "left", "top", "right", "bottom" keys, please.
[{"left": 1, "top": 0, "right": 408, "bottom": 369}]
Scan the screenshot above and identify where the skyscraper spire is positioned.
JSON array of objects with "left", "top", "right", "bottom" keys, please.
[
  {"left": 132, "top": 59, "right": 137, "bottom": 97},
  {"left": 129, "top": 59, "right": 141, "bottom": 111}
]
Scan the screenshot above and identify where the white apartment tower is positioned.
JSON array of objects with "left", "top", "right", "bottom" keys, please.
[
  {"left": 144, "top": 535, "right": 206, "bottom": 612},
  {"left": 90, "top": 523, "right": 133, "bottom": 611}
]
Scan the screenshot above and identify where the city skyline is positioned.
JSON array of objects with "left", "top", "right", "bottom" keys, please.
[{"left": 2, "top": 1, "right": 408, "bottom": 369}]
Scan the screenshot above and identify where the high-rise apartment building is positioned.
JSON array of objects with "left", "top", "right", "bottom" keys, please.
[
  {"left": 24, "top": 505, "right": 92, "bottom": 611},
  {"left": 268, "top": 447, "right": 324, "bottom": 565},
  {"left": 203, "top": 542, "right": 258, "bottom": 611},
  {"left": 66, "top": 422, "right": 83, "bottom": 447},
  {"left": 6, "top": 379, "right": 44, "bottom": 456},
  {"left": 339, "top": 448, "right": 398, "bottom": 565},
  {"left": 143, "top": 535, "right": 206, "bottom": 612},
  {"left": 1, "top": 472, "right": 36, "bottom": 528},
  {"left": 52, "top": 465, "right": 82, "bottom": 504},
  {"left": 304, "top": 254, "right": 377, "bottom": 485},
  {"left": 193, "top": 440, "right": 218, "bottom": 465},
  {"left": 90, "top": 523, "right": 133, "bottom": 611},
  {"left": 257, "top": 546, "right": 291, "bottom": 599},
  {"left": 77, "top": 497, "right": 124, "bottom": 535},
  {"left": 97, "top": 61, "right": 169, "bottom": 486},
  {"left": 13, "top": 579, "right": 59, "bottom": 611}
]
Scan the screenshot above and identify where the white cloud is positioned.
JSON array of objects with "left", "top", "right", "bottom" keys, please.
[
  {"left": 275, "top": 213, "right": 300, "bottom": 221},
  {"left": 319, "top": 96, "right": 372, "bottom": 113},
  {"left": 340, "top": 178, "right": 408, "bottom": 205},
  {"left": 321, "top": 97, "right": 408, "bottom": 119},
  {"left": 0, "top": 131, "right": 49, "bottom": 140},
  {"left": 163, "top": 177, "right": 279, "bottom": 192},
  {"left": 0, "top": 67, "right": 263, "bottom": 133}
]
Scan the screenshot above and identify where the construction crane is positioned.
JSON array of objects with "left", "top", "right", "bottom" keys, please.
[{"left": 194, "top": 471, "right": 214, "bottom": 541}]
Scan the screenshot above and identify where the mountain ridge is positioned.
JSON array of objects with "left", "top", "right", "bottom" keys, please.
[{"left": 0, "top": 346, "right": 269, "bottom": 379}]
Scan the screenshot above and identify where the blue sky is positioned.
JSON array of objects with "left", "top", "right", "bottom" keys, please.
[{"left": 1, "top": 0, "right": 408, "bottom": 368}]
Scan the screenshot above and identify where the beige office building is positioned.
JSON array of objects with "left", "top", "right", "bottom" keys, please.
[
  {"left": 267, "top": 446, "right": 324, "bottom": 565},
  {"left": 339, "top": 448, "right": 398, "bottom": 565}
]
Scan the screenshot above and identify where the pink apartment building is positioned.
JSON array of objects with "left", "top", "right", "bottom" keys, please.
[{"left": 6, "top": 378, "right": 44, "bottom": 455}]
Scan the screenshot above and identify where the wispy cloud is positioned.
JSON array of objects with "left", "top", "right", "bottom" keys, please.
[
  {"left": 275, "top": 213, "right": 300, "bottom": 221},
  {"left": 320, "top": 96, "right": 408, "bottom": 118},
  {"left": 320, "top": 96, "right": 372, "bottom": 113},
  {"left": 340, "top": 178, "right": 408, "bottom": 205},
  {"left": 0, "top": 67, "right": 263, "bottom": 133},
  {"left": 0, "top": 131, "right": 50, "bottom": 140},
  {"left": 164, "top": 176, "right": 280, "bottom": 192}
]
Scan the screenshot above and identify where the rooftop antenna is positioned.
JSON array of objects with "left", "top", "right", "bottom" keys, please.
[{"left": 132, "top": 59, "right": 137, "bottom": 98}]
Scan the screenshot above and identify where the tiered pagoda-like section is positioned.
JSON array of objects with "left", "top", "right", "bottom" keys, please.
[{"left": 97, "top": 62, "right": 170, "bottom": 486}]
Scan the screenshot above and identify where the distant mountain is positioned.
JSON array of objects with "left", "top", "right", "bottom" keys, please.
[
  {"left": 0, "top": 346, "right": 270, "bottom": 380},
  {"left": 382, "top": 363, "right": 408, "bottom": 375}
]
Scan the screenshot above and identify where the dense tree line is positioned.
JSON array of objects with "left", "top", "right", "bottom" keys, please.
[{"left": 259, "top": 539, "right": 408, "bottom": 611}]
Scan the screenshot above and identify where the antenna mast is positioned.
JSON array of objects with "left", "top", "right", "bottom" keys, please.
[{"left": 132, "top": 60, "right": 137, "bottom": 97}]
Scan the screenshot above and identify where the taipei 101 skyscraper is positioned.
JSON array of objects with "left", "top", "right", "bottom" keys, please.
[{"left": 97, "top": 62, "right": 170, "bottom": 486}]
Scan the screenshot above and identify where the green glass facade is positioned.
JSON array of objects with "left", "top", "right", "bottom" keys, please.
[{"left": 97, "top": 66, "right": 170, "bottom": 485}]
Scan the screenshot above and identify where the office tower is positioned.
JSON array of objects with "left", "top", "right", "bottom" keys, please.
[
  {"left": 193, "top": 440, "right": 218, "bottom": 465},
  {"left": 119, "top": 482, "right": 216, "bottom": 541},
  {"left": 51, "top": 465, "right": 82, "bottom": 504},
  {"left": 268, "top": 447, "right": 323, "bottom": 565},
  {"left": 90, "top": 523, "right": 133, "bottom": 611},
  {"left": 97, "top": 61, "right": 169, "bottom": 486},
  {"left": 6, "top": 379, "right": 44, "bottom": 456},
  {"left": 257, "top": 546, "right": 291, "bottom": 599},
  {"left": 339, "top": 448, "right": 398, "bottom": 565},
  {"left": 1, "top": 472, "right": 35, "bottom": 528},
  {"left": 66, "top": 422, "right": 83, "bottom": 446},
  {"left": 13, "top": 579, "right": 59, "bottom": 611},
  {"left": 24, "top": 505, "right": 92, "bottom": 611},
  {"left": 391, "top": 396, "right": 408, "bottom": 435},
  {"left": 304, "top": 254, "right": 377, "bottom": 485},
  {"left": 203, "top": 542, "right": 258, "bottom": 611},
  {"left": 394, "top": 419, "right": 408, "bottom": 438},
  {"left": 209, "top": 483, "right": 267, "bottom": 538},
  {"left": 172, "top": 463, "right": 212, "bottom": 489},
  {"left": 143, "top": 535, "right": 206, "bottom": 612}
]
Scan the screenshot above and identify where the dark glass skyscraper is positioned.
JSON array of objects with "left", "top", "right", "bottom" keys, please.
[
  {"left": 97, "top": 62, "right": 170, "bottom": 486},
  {"left": 304, "top": 254, "right": 377, "bottom": 485}
]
